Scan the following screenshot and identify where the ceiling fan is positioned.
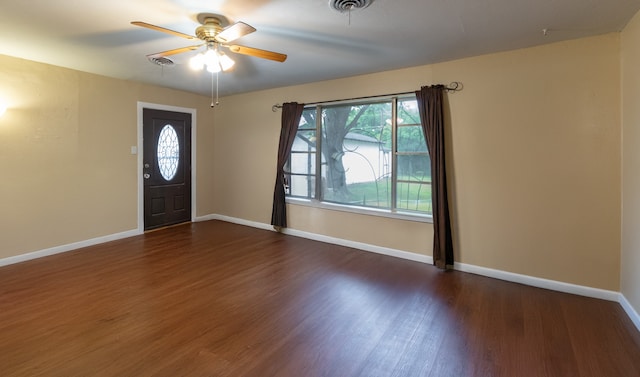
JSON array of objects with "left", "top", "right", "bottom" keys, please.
[{"left": 131, "top": 13, "right": 287, "bottom": 72}]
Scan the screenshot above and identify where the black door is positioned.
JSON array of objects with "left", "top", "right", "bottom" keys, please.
[{"left": 143, "top": 109, "right": 192, "bottom": 230}]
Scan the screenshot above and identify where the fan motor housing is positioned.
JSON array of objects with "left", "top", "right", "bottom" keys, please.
[{"left": 195, "top": 18, "right": 223, "bottom": 41}]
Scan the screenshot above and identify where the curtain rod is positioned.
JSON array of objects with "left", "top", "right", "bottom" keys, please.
[{"left": 271, "top": 82, "right": 462, "bottom": 112}]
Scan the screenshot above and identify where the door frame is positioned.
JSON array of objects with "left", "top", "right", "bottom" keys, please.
[{"left": 136, "top": 102, "right": 197, "bottom": 233}]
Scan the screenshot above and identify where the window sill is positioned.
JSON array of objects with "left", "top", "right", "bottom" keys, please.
[{"left": 285, "top": 197, "right": 433, "bottom": 224}]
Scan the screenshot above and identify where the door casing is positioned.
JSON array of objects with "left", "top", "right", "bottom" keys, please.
[{"left": 136, "top": 102, "right": 197, "bottom": 233}]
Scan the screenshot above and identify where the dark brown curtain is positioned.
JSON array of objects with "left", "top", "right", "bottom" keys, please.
[
  {"left": 271, "top": 102, "right": 305, "bottom": 228},
  {"left": 415, "top": 85, "right": 454, "bottom": 269}
]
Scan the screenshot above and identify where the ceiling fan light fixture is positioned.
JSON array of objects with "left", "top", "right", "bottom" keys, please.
[
  {"left": 190, "top": 45, "right": 235, "bottom": 73},
  {"left": 132, "top": 15, "right": 287, "bottom": 73}
]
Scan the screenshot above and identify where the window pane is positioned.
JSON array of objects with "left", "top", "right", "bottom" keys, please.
[
  {"left": 298, "top": 108, "right": 316, "bottom": 130},
  {"left": 397, "top": 125, "right": 427, "bottom": 153},
  {"left": 396, "top": 182, "right": 432, "bottom": 213},
  {"left": 323, "top": 178, "right": 391, "bottom": 209},
  {"left": 289, "top": 152, "right": 316, "bottom": 174},
  {"left": 321, "top": 102, "right": 392, "bottom": 209},
  {"left": 292, "top": 130, "right": 316, "bottom": 152},
  {"left": 397, "top": 154, "right": 430, "bottom": 182},
  {"left": 287, "top": 108, "right": 318, "bottom": 199},
  {"left": 288, "top": 174, "right": 315, "bottom": 198},
  {"left": 397, "top": 98, "right": 421, "bottom": 126}
]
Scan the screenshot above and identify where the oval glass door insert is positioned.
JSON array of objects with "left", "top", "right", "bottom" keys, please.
[{"left": 157, "top": 125, "right": 180, "bottom": 181}]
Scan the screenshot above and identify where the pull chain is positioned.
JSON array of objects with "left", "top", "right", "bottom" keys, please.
[
  {"left": 210, "top": 72, "right": 214, "bottom": 107},
  {"left": 210, "top": 71, "right": 220, "bottom": 108}
]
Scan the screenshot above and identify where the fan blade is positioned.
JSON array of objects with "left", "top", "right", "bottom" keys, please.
[
  {"left": 147, "top": 45, "right": 203, "bottom": 58},
  {"left": 131, "top": 21, "right": 197, "bottom": 40},
  {"left": 215, "top": 21, "right": 256, "bottom": 43},
  {"left": 227, "top": 45, "right": 287, "bottom": 62}
]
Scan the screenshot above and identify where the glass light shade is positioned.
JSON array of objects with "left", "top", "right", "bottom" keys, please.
[
  {"left": 218, "top": 52, "right": 235, "bottom": 71},
  {"left": 189, "top": 53, "right": 205, "bottom": 70},
  {"left": 206, "top": 63, "right": 221, "bottom": 73},
  {"left": 203, "top": 49, "right": 219, "bottom": 67}
]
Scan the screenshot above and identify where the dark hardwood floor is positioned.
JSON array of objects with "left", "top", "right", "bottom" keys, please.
[{"left": 1, "top": 220, "right": 639, "bottom": 376}]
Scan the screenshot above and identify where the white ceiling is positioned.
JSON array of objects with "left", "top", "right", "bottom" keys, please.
[{"left": 0, "top": 0, "right": 638, "bottom": 97}]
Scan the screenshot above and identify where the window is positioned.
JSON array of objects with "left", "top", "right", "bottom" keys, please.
[{"left": 286, "top": 96, "right": 432, "bottom": 217}]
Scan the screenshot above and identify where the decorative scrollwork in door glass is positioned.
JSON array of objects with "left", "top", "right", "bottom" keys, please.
[{"left": 157, "top": 125, "right": 180, "bottom": 181}]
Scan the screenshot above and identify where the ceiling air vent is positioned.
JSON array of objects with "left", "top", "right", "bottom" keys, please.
[
  {"left": 329, "top": 0, "right": 372, "bottom": 13},
  {"left": 148, "top": 56, "right": 174, "bottom": 66}
]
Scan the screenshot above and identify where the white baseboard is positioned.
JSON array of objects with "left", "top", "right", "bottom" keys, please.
[
  {"left": 196, "top": 214, "right": 274, "bottom": 231},
  {"left": 0, "top": 216, "right": 230, "bottom": 268},
  {"left": 0, "top": 229, "right": 140, "bottom": 268},
  {"left": 199, "top": 214, "right": 433, "bottom": 264},
  {"left": 454, "top": 262, "right": 620, "bottom": 301},
  {"left": 620, "top": 294, "right": 640, "bottom": 332},
  {"left": 281, "top": 227, "right": 433, "bottom": 264},
  {"left": 194, "top": 213, "right": 221, "bottom": 223}
]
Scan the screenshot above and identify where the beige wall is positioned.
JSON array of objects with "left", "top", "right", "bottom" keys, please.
[
  {"left": 434, "top": 35, "right": 621, "bottom": 290},
  {"left": 622, "top": 11, "right": 640, "bottom": 314},
  {"left": 0, "top": 55, "right": 216, "bottom": 259},
  {"left": 0, "top": 31, "right": 626, "bottom": 293},
  {"left": 214, "top": 33, "right": 622, "bottom": 291}
]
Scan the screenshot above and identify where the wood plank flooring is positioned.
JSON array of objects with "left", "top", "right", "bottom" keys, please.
[{"left": 1, "top": 220, "right": 639, "bottom": 376}]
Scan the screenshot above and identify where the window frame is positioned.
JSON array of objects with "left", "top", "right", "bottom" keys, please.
[{"left": 285, "top": 95, "right": 433, "bottom": 223}]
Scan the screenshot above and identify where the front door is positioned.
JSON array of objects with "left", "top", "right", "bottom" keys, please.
[{"left": 143, "top": 109, "right": 192, "bottom": 230}]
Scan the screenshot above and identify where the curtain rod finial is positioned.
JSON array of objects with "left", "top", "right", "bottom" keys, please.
[
  {"left": 447, "top": 82, "right": 462, "bottom": 92},
  {"left": 272, "top": 104, "right": 281, "bottom": 112}
]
